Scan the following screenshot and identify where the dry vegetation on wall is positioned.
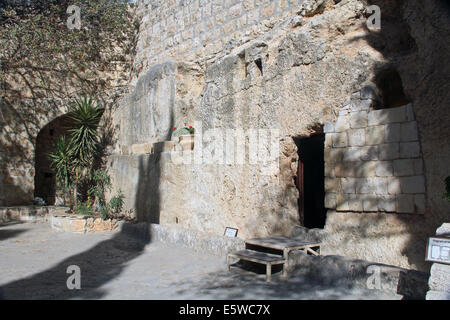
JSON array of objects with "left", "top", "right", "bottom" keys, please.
[
  {"left": 0, "top": 0, "right": 137, "bottom": 101},
  {"left": 0, "top": 0, "right": 138, "bottom": 205}
]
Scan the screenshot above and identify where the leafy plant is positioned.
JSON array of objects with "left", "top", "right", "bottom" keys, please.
[
  {"left": 74, "top": 202, "right": 93, "bottom": 216},
  {"left": 87, "top": 168, "right": 112, "bottom": 208},
  {"left": 109, "top": 190, "right": 125, "bottom": 214},
  {"left": 48, "top": 135, "right": 72, "bottom": 191},
  {"left": 100, "top": 205, "right": 109, "bottom": 220},
  {"left": 172, "top": 123, "right": 195, "bottom": 137}
]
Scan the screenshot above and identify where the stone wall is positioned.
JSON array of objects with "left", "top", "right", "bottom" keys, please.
[
  {"left": 107, "top": 0, "right": 450, "bottom": 272},
  {"left": 323, "top": 91, "right": 425, "bottom": 214},
  {"left": 132, "top": 0, "right": 304, "bottom": 83},
  {"left": 0, "top": 98, "right": 71, "bottom": 206}
]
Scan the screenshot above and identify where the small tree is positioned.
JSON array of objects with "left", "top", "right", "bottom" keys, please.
[
  {"left": 48, "top": 96, "right": 102, "bottom": 208},
  {"left": 66, "top": 97, "right": 103, "bottom": 206}
]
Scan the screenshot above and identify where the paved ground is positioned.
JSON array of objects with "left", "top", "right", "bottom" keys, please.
[{"left": 0, "top": 222, "right": 401, "bottom": 300}]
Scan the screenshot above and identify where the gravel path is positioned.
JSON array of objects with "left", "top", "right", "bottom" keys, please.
[{"left": 0, "top": 222, "right": 401, "bottom": 300}]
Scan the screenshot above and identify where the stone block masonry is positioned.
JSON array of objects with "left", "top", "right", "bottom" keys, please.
[
  {"left": 132, "top": 0, "right": 303, "bottom": 82},
  {"left": 324, "top": 90, "right": 425, "bottom": 214}
]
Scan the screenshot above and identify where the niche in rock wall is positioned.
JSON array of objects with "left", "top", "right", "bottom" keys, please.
[{"left": 375, "top": 68, "right": 410, "bottom": 109}]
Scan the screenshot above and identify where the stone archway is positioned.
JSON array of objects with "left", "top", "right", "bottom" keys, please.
[{"left": 34, "top": 114, "right": 73, "bottom": 205}]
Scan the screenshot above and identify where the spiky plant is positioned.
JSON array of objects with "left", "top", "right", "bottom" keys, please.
[
  {"left": 48, "top": 135, "right": 72, "bottom": 192},
  {"left": 67, "top": 97, "right": 103, "bottom": 168}
]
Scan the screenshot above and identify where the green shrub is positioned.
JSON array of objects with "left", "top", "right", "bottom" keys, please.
[
  {"left": 109, "top": 190, "right": 125, "bottom": 214},
  {"left": 74, "top": 203, "right": 93, "bottom": 216},
  {"left": 100, "top": 205, "right": 109, "bottom": 220}
]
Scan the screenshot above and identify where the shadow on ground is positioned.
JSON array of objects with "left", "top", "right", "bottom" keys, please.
[
  {"left": 172, "top": 261, "right": 398, "bottom": 300},
  {"left": 0, "top": 230, "right": 149, "bottom": 299}
]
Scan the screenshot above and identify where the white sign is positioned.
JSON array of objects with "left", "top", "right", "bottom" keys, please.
[
  {"left": 426, "top": 237, "right": 450, "bottom": 265},
  {"left": 224, "top": 227, "right": 238, "bottom": 238}
]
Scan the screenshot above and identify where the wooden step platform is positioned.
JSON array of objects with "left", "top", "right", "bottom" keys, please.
[
  {"left": 227, "top": 235, "right": 321, "bottom": 282},
  {"left": 227, "top": 249, "right": 286, "bottom": 282}
]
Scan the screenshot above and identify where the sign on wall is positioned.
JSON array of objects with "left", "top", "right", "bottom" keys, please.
[
  {"left": 426, "top": 236, "right": 450, "bottom": 265},
  {"left": 224, "top": 227, "right": 238, "bottom": 238}
]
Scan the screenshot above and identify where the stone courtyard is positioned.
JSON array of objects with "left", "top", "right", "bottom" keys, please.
[
  {"left": 1, "top": 0, "right": 449, "bottom": 303},
  {"left": 0, "top": 222, "right": 400, "bottom": 300}
]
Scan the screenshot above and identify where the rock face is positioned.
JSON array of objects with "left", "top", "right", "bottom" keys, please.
[{"left": 105, "top": 0, "right": 450, "bottom": 271}]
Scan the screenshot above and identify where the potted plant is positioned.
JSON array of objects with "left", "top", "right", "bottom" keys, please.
[
  {"left": 172, "top": 123, "right": 195, "bottom": 151},
  {"left": 172, "top": 123, "right": 195, "bottom": 138}
]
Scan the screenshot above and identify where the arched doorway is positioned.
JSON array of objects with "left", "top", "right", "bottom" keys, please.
[{"left": 34, "top": 115, "right": 72, "bottom": 205}]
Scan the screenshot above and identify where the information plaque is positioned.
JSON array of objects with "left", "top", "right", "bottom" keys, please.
[
  {"left": 224, "top": 227, "right": 238, "bottom": 238},
  {"left": 426, "top": 236, "right": 450, "bottom": 265}
]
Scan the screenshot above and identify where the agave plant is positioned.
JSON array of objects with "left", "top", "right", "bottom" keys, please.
[{"left": 67, "top": 97, "right": 103, "bottom": 168}]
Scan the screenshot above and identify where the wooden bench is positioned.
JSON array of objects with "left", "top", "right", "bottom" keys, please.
[
  {"left": 227, "top": 236, "right": 321, "bottom": 282},
  {"left": 227, "top": 249, "right": 286, "bottom": 282},
  {"left": 245, "top": 236, "right": 321, "bottom": 260}
]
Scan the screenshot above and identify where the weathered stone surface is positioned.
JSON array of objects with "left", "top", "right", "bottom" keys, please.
[
  {"left": 341, "top": 177, "right": 356, "bottom": 194},
  {"left": 400, "top": 176, "right": 426, "bottom": 194},
  {"left": 350, "top": 111, "right": 368, "bottom": 129},
  {"left": 375, "top": 161, "right": 393, "bottom": 177},
  {"left": 393, "top": 159, "right": 415, "bottom": 177},
  {"left": 335, "top": 115, "right": 350, "bottom": 132},
  {"left": 366, "top": 125, "right": 385, "bottom": 145},
  {"left": 379, "top": 143, "right": 399, "bottom": 161},
  {"left": 348, "top": 129, "right": 365, "bottom": 147},
  {"left": 331, "top": 132, "right": 348, "bottom": 148},
  {"left": 399, "top": 142, "right": 421, "bottom": 158},
  {"left": 131, "top": 143, "right": 153, "bottom": 155},
  {"left": 378, "top": 195, "right": 396, "bottom": 212},
  {"left": 384, "top": 123, "right": 401, "bottom": 143},
  {"left": 397, "top": 194, "right": 415, "bottom": 213},
  {"left": 400, "top": 121, "right": 419, "bottom": 142},
  {"left": 368, "top": 106, "right": 407, "bottom": 126}
]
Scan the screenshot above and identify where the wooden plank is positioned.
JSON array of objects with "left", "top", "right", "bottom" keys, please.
[
  {"left": 306, "top": 247, "right": 320, "bottom": 256},
  {"left": 246, "top": 236, "right": 321, "bottom": 251},
  {"left": 229, "top": 249, "right": 285, "bottom": 264}
]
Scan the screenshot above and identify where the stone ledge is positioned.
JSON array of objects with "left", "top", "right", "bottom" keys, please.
[
  {"left": 50, "top": 214, "right": 123, "bottom": 234},
  {"left": 0, "top": 206, "right": 68, "bottom": 224},
  {"left": 120, "top": 222, "right": 245, "bottom": 256}
]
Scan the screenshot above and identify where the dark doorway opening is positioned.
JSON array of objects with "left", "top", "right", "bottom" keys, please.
[
  {"left": 294, "top": 134, "right": 326, "bottom": 229},
  {"left": 34, "top": 115, "right": 72, "bottom": 205}
]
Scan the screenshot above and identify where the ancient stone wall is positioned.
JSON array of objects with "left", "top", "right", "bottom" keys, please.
[
  {"left": 324, "top": 95, "right": 425, "bottom": 214},
  {"left": 132, "top": 0, "right": 303, "bottom": 83},
  {"left": 107, "top": 0, "right": 450, "bottom": 272}
]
